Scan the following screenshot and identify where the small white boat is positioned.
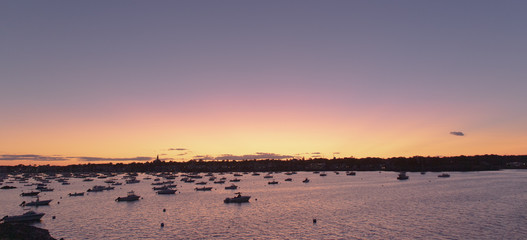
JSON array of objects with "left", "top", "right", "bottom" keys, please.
[
  {"left": 115, "top": 191, "right": 140, "bottom": 201},
  {"left": 224, "top": 192, "right": 250, "bottom": 203},
  {"left": 1, "top": 211, "right": 44, "bottom": 223}
]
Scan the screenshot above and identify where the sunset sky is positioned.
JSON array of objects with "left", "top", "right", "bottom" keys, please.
[{"left": 1, "top": 1, "right": 526, "bottom": 166}]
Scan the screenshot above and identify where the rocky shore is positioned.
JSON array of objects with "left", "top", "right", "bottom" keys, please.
[{"left": 0, "top": 223, "right": 56, "bottom": 240}]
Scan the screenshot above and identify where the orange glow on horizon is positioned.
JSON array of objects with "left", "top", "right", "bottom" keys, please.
[{"left": 2, "top": 94, "right": 525, "bottom": 166}]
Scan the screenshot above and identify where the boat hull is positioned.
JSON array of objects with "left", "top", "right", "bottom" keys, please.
[
  {"left": 2, "top": 212, "right": 44, "bottom": 223},
  {"left": 157, "top": 189, "right": 177, "bottom": 194},
  {"left": 23, "top": 200, "right": 52, "bottom": 206},
  {"left": 115, "top": 196, "right": 140, "bottom": 201},
  {"left": 224, "top": 196, "right": 250, "bottom": 203}
]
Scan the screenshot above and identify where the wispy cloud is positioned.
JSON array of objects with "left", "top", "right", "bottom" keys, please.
[
  {"left": 193, "top": 155, "right": 214, "bottom": 160},
  {"left": 0, "top": 154, "right": 171, "bottom": 163},
  {"left": 450, "top": 131, "right": 465, "bottom": 136},
  {"left": 168, "top": 148, "right": 187, "bottom": 151},
  {"left": 193, "top": 152, "right": 294, "bottom": 161},
  {"left": 76, "top": 156, "right": 153, "bottom": 162},
  {"left": 0, "top": 154, "right": 70, "bottom": 161}
]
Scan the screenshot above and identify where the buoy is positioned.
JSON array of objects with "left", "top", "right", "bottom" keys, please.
[
  {"left": 160, "top": 223, "right": 164, "bottom": 227},
  {"left": 313, "top": 218, "right": 317, "bottom": 224},
  {"left": 52, "top": 216, "right": 56, "bottom": 219},
  {"left": 57, "top": 202, "right": 60, "bottom": 204},
  {"left": 163, "top": 208, "right": 166, "bottom": 212}
]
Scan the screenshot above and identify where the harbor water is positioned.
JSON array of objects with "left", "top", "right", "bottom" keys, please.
[{"left": 1, "top": 170, "right": 526, "bottom": 239}]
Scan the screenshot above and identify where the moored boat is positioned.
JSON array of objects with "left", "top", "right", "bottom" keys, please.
[
  {"left": 1, "top": 211, "right": 45, "bottom": 223},
  {"left": 68, "top": 192, "right": 85, "bottom": 197},
  {"left": 225, "top": 184, "right": 238, "bottom": 190},
  {"left": 125, "top": 178, "right": 140, "bottom": 184},
  {"left": 20, "top": 198, "right": 52, "bottom": 207},
  {"left": 37, "top": 187, "right": 54, "bottom": 192},
  {"left": 115, "top": 191, "right": 140, "bottom": 201},
  {"left": 153, "top": 185, "right": 170, "bottom": 191},
  {"left": 397, "top": 172, "right": 409, "bottom": 180},
  {"left": 195, "top": 187, "right": 213, "bottom": 191},
  {"left": 20, "top": 191, "right": 40, "bottom": 197},
  {"left": 157, "top": 189, "right": 177, "bottom": 194},
  {"left": 87, "top": 185, "right": 114, "bottom": 192},
  {"left": 438, "top": 173, "right": 450, "bottom": 178},
  {"left": 302, "top": 178, "right": 310, "bottom": 183},
  {"left": 224, "top": 192, "right": 250, "bottom": 203}
]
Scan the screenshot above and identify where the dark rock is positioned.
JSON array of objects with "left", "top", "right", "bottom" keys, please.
[{"left": 0, "top": 222, "right": 56, "bottom": 240}]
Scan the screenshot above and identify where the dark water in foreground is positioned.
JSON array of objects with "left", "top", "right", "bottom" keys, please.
[{"left": 1, "top": 170, "right": 526, "bottom": 239}]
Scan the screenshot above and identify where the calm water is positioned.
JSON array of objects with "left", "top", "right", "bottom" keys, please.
[{"left": 1, "top": 170, "right": 526, "bottom": 239}]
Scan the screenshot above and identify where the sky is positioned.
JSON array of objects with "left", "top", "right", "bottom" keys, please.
[{"left": 1, "top": 0, "right": 526, "bottom": 166}]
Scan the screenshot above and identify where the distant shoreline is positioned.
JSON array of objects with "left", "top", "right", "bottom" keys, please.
[{"left": 1, "top": 154, "right": 525, "bottom": 173}]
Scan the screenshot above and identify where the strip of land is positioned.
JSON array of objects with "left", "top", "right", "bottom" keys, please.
[{"left": 1, "top": 155, "right": 525, "bottom": 173}]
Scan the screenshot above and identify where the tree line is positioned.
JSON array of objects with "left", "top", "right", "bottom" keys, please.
[{"left": 1, "top": 154, "right": 526, "bottom": 174}]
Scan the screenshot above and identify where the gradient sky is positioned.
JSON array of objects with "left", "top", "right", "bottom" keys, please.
[{"left": 1, "top": 0, "right": 526, "bottom": 166}]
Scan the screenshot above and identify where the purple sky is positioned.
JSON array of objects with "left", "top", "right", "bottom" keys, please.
[{"left": 1, "top": 1, "right": 526, "bottom": 165}]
